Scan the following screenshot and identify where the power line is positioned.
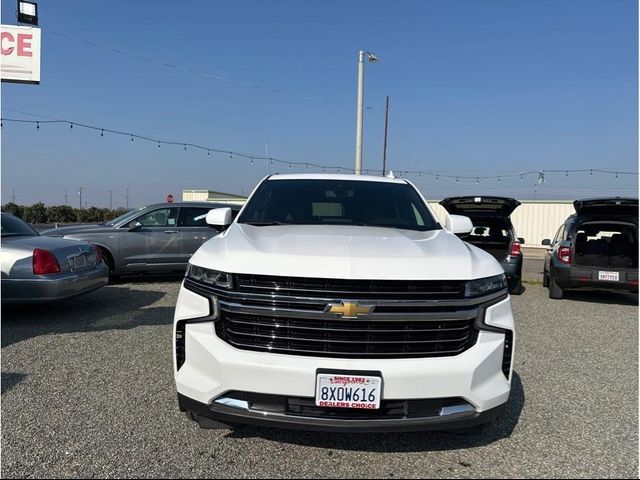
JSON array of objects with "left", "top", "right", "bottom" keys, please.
[
  {"left": 1, "top": 116, "right": 637, "bottom": 181},
  {"left": 50, "top": 31, "right": 378, "bottom": 112}
]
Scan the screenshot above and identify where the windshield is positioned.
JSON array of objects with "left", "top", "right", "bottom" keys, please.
[
  {"left": 1, "top": 214, "right": 38, "bottom": 237},
  {"left": 237, "top": 179, "right": 441, "bottom": 231},
  {"left": 104, "top": 206, "right": 147, "bottom": 227}
]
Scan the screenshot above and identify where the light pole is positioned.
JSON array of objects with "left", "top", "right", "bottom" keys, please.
[{"left": 354, "top": 50, "right": 378, "bottom": 175}]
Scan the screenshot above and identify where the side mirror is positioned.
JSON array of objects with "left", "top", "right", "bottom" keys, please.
[
  {"left": 128, "top": 221, "right": 142, "bottom": 232},
  {"left": 445, "top": 214, "right": 473, "bottom": 235},
  {"left": 518, "top": 237, "right": 525, "bottom": 244},
  {"left": 206, "top": 208, "right": 233, "bottom": 229},
  {"left": 541, "top": 239, "right": 551, "bottom": 246}
]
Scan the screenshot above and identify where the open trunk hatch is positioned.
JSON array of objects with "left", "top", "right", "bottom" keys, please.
[
  {"left": 574, "top": 198, "right": 638, "bottom": 219},
  {"left": 440, "top": 196, "right": 521, "bottom": 218},
  {"left": 574, "top": 221, "right": 638, "bottom": 269}
]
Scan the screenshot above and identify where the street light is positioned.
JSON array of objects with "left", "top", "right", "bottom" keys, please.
[
  {"left": 354, "top": 50, "right": 379, "bottom": 175},
  {"left": 17, "top": 1, "right": 38, "bottom": 26}
]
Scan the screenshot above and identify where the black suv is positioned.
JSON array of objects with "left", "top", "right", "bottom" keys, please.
[
  {"left": 440, "top": 196, "right": 524, "bottom": 294},
  {"left": 542, "top": 198, "right": 638, "bottom": 299}
]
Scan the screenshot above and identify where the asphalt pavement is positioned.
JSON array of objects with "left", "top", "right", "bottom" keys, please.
[{"left": 1, "top": 279, "right": 637, "bottom": 478}]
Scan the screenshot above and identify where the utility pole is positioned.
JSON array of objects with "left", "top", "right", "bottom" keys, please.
[
  {"left": 354, "top": 50, "right": 379, "bottom": 175},
  {"left": 77, "top": 187, "right": 85, "bottom": 209},
  {"left": 12, "top": 189, "right": 15, "bottom": 203},
  {"left": 126, "top": 187, "right": 130, "bottom": 209},
  {"left": 108, "top": 190, "right": 113, "bottom": 210},
  {"left": 64, "top": 188, "right": 68, "bottom": 206},
  {"left": 382, "top": 95, "right": 389, "bottom": 177}
]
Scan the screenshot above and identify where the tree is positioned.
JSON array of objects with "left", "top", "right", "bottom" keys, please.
[
  {"left": 46, "top": 205, "right": 77, "bottom": 223},
  {"left": 2, "top": 202, "right": 24, "bottom": 218},
  {"left": 23, "top": 202, "right": 47, "bottom": 224}
]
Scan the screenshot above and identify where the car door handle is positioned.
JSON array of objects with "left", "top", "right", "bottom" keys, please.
[{"left": 164, "top": 230, "right": 179, "bottom": 234}]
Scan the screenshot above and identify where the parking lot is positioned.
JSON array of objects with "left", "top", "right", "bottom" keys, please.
[{"left": 1, "top": 266, "right": 638, "bottom": 478}]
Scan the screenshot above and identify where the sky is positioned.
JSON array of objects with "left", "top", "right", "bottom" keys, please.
[{"left": 1, "top": 0, "right": 638, "bottom": 208}]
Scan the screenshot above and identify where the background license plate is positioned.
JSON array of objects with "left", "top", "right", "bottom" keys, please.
[
  {"left": 315, "top": 373, "right": 382, "bottom": 409},
  {"left": 599, "top": 271, "right": 619, "bottom": 281}
]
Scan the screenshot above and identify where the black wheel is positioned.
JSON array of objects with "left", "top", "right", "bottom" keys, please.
[
  {"left": 98, "top": 246, "right": 114, "bottom": 272},
  {"left": 508, "top": 279, "right": 524, "bottom": 295},
  {"left": 548, "top": 275, "right": 563, "bottom": 299}
]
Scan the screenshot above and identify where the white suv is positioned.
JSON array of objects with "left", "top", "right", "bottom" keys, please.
[{"left": 174, "top": 174, "right": 515, "bottom": 433}]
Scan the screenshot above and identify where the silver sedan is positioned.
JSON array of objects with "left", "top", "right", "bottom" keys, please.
[
  {"left": 1, "top": 213, "right": 109, "bottom": 304},
  {"left": 40, "top": 202, "right": 240, "bottom": 276}
]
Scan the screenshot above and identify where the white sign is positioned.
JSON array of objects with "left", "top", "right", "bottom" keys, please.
[{"left": 1, "top": 25, "right": 41, "bottom": 84}]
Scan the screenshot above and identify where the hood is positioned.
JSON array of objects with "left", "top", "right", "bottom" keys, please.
[
  {"left": 574, "top": 198, "right": 638, "bottom": 219},
  {"left": 440, "top": 196, "right": 521, "bottom": 218},
  {"left": 189, "top": 224, "right": 503, "bottom": 281},
  {"left": 40, "top": 223, "right": 107, "bottom": 236}
]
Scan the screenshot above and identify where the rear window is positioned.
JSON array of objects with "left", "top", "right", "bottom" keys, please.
[
  {"left": 1, "top": 215, "right": 38, "bottom": 237},
  {"left": 238, "top": 179, "right": 440, "bottom": 231}
]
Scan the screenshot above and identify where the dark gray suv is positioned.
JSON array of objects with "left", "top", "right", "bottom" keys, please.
[
  {"left": 542, "top": 198, "right": 638, "bottom": 299},
  {"left": 41, "top": 202, "right": 241, "bottom": 276}
]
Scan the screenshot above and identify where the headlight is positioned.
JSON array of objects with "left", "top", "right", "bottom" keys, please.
[
  {"left": 187, "top": 265, "right": 233, "bottom": 288},
  {"left": 465, "top": 274, "right": 507, "bottom": 297}
]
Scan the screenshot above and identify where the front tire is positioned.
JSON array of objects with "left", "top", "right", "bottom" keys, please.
[{"left": 508, "top": 279, "right": 524, "bottom": 295}]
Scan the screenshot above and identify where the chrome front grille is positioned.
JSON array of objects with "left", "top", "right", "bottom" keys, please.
[{"left": 184, "top": 275, "right": 493, "bottom": 359}]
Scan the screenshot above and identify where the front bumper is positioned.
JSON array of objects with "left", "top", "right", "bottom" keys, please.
[
  {"left": 1, "top": 263, "right": 109, "bottom": 303},
  {"left": 178, "top": 392, "right": 506, "bottom": 433},
  {"left": 174, "top": 282, "right": 515, "bottom": 431}
]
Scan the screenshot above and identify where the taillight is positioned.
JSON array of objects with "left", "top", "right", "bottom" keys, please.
[
  {"left": 510, "top": 241, "right": 522, "bottom": 256},
  {"left": 33, "top": 249, "right": 61, "bottom": 275},
  {"left": 558, "top": 246, "right": 572, "bottom": 264}
]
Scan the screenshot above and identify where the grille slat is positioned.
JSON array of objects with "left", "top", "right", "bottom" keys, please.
[
  {"left": 235, "top": 274, "right": 466, "bottom": 299},
  {"left": 224, "top": 316, "right": 472, "bottom": 333},
  {"left": 225, "top": 327, "right": 472, "bottom": 345},
  {"left": 221, "top": 337, "right": 472, "bottom": 357}
]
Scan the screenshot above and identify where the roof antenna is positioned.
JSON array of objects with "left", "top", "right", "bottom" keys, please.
[{"left": 386, "top": 170, "right": 396, "bottom": 179}]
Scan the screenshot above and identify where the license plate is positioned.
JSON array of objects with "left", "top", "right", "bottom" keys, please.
[
  {"left": 72, "top": 255, "right": 88, "bottom": 270},
  {"left": 315, "top": 373, "right": 382, "bottom": 409},
  {"left": 599, "top": 271, "right": 619, "bottom": 281}
]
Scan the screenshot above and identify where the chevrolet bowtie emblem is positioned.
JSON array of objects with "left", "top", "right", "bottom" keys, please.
[{"left": 325, "top": 302, "right": 374, "bottom": 318}]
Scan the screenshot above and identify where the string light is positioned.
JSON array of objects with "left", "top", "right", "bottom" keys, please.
[{"left": 2, "top": 117, "right": 637, "bottom": 180}]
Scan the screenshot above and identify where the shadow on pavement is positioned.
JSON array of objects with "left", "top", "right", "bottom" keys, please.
[
  {"left": 560, "top": 290, "right": 638, "bottom": 306},
  {"left": 1, "top": 284, "right": 174, "bottom": 348},
  {"left": 1, "top": 372, "right": 27, "bottom": 395},
  {"left": 225, "top": 372, "right": 525, "bottom": 452}
]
